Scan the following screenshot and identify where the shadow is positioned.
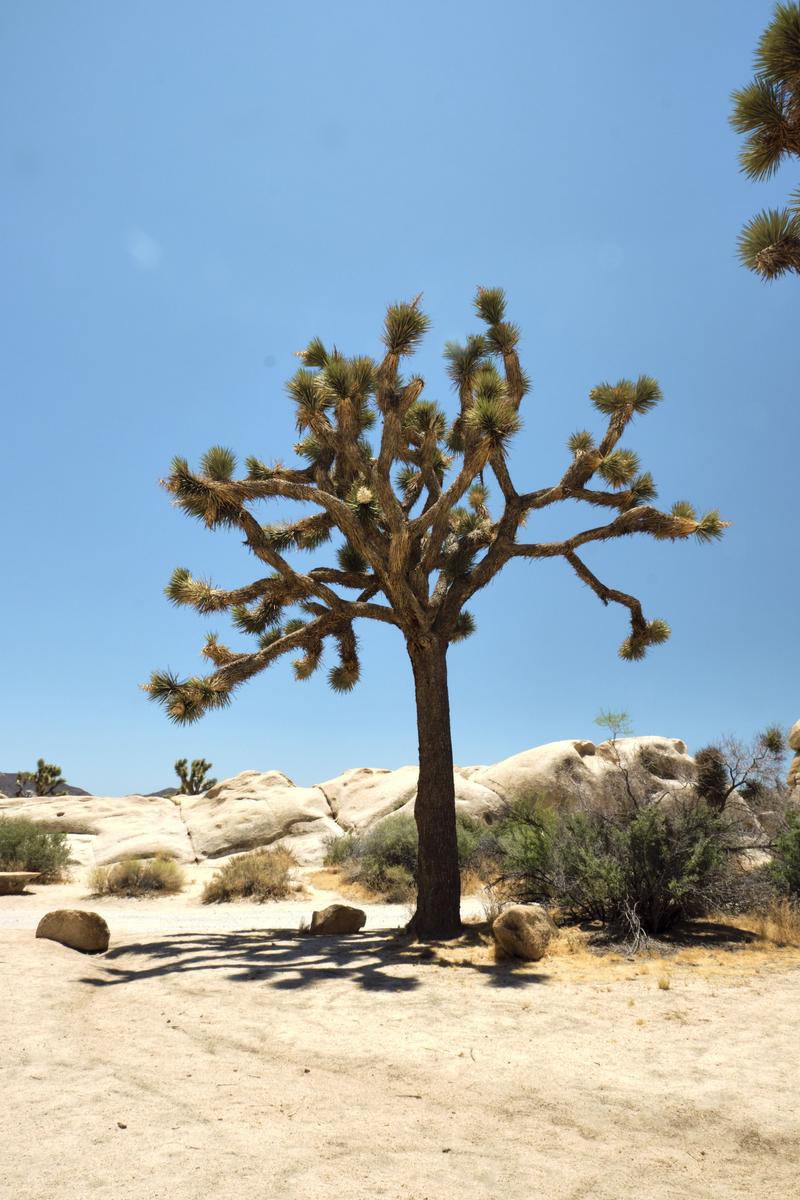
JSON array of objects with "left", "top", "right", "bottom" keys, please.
[
  {"left": 659, "top": 919, "right": 758, "bottom": 948},
  {"left": 583, "top": 917, "right": 760, "bottom": 955},
  {"left": 80, "top": 927, "right": 550, "bottom": 993}
]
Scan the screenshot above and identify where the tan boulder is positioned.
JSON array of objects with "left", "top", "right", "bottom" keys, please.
[
  {"left": 309, "top": 903, "right": 367, "bottom": 935},
  {"left": 788, "top": 722, "right": 800, "bottom": 753},
  {"left": 36, "top": 909, "right": 109, "bottom": 954},
  {"left": 492, "top": 904, "right": 555, "bottom": 961},
  {"left": 788, "top": 754, "right": 800, "bottom": 789},
  {"left": 182, "top": 771, "right": 343, "bottom": 863}
]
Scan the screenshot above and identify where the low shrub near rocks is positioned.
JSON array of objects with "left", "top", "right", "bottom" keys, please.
[
  {"left": 494, "top": 794, "right": 733, "bottom": 936},
  {"left": 770, "top": 813, "right": 800, "bottom": 897},
  {"left": 202, "top": 847, "right": 296, "bottom": 903},
  {"left": 89, "top": 854, "right": 185, "bottom": 897},
  {"left": 0, "top": 817, "right": 71, "bottom": 881},
  {"left": 324, "top": 812, "right": 491, "bottom": 902}
]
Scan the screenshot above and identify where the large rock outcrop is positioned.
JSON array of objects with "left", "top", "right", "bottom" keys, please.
[
  {"left": 0, "top": 735, "right": 708, "bottom": 869},
  {"left": 182, "top": 771, "right": 342, "bottom": 862},
  {"left": 317, "top": 764, "right": 505, "bottom": 831},
  {"left": 0, "top": 793, "right": 194, "bottom": 866},
  {"left": 472, "top": 736, "right": 694, "bottom": 813}
]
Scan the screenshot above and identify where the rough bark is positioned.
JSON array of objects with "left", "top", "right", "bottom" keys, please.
[{"left": 405, "top": 639, "right": 462, "bottom": 940}]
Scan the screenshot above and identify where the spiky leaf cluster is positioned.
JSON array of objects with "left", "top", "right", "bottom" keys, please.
[{"left": 731, "top": 2, "right": 800, "bottom": 278}]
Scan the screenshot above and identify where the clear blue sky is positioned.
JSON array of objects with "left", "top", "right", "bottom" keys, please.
[{"left": 1, "top": 1, "right": 797, "bottom": 794}]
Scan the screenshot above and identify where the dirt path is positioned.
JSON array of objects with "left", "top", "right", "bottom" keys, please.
[{"left": 2, "top": 890, "right": 799, "bottom": 1199}]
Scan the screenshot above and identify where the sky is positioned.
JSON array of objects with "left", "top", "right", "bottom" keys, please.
[{"left": 1, "top": 0, "right": 797, "bottom": 795}]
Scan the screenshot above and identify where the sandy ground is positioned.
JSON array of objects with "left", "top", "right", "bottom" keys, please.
[{"left": 2, "top": 875, "right": 800, "bottom": 1199}]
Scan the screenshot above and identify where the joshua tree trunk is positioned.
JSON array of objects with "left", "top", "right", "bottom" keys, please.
[{"left": 406, "top": 638, "right": 462, "bottom": 939}]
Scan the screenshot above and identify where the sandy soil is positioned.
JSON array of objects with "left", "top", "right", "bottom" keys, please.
[{"left": 2, "top": 876, "right": 799, "bottom": 1199}]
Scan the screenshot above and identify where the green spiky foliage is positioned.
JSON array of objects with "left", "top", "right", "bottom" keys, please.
[
  {"left": 15, "top": 759, "right": 67, "bottom": 798},
  {"left": 146, "top": 289, "right": 726, "bottom": 940},
  {"left": 731, "top": 3, "right": 800, "bottom": 277},
  {"left": 174, "top": 758, "right": 217, "bottom": 795}
]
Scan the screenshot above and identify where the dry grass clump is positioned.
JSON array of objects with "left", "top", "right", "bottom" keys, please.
[
  {"left": 729, "top": 898, "right": 800, "bottom": 948},
  {"left": 33, "top": 818, "right": 98, "bottom": 836},
  {"left": 89, "top": 854, "right": 185, "bottom": 897},
  {"left": 202, "top": 847, "right": 296, "bottom": 903}
]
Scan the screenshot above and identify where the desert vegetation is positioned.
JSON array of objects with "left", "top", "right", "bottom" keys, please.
[
  {"left": 324, "top": 812, "right": 490, "bottom": 902},
  {"left": 0, "top": 817, "right": 71, "bottom": 881},
  {"left": 174, "top": 757, "right": 217, "bottom": 795},
  {"left": 201, "top": 846, "right": 297, "bottom": 903},
  {"left": 89, "top": 855, "right": 185, "bottom": 897},
  {"left": 323, "top": 721, "right": 799, "bottom": 948},
  {"left": 15, "top": 759, "right": 68, "bottom": 798},
  {"left": 731, "top": 0, "right": 800, "bottom": 278}
]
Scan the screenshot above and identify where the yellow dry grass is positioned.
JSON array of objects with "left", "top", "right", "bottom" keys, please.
[{"left": 432, "top": 909, "right": 800, "bottom": 985}]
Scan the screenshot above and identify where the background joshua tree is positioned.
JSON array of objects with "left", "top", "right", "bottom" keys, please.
[
  {"left": 174, "top": 757, "right": 217, "bottom": 796},
  {"left": 15, "top": 759, "right": 67, "bottom": 798},
  {"left": 146, "top": 287, "right": 726, "bottom": 939},
  {"left": 694, "top": 727, "right": 786, "bottom": 811},
  {"left": 731, "top": 2, "right": 800, "bottom": 278}
]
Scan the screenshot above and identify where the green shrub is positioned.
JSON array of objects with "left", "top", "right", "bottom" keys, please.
[
  {"left": 202, "top": 847, "right": 296, "bottom": 903},
  {"left": 495, "top": 795, "right": 730, "bottom": 935},
  {"left": 771, "top": 813, "right": 800, "bottom": 897},
  {"left": 322, "top": 831, "right": 360, "bottom": 867},
  {"left": 0, "top": 817, "right": 71, "bottom": 881},
  {"left": 90, "top": 855, "right": 185, "bottom": 897},
  {"left": 323, "top": 811, "right": 489, "bottom": 899}
]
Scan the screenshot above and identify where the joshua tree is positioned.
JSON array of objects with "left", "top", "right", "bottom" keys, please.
[
  {"left": 731, "top": 2, "right": 800, "bottom": 278},
  {"left": 15, "top": 759, "right": 67, "bottom": 797},
  {"left": 174, "top": 757, "right": 217, "bottom": 795},
  {"left": 694, "top": 726, "right": 786, "bottom": 811},
  {"left": 146, "top": 288, "right": 726, "bottom": 939}
]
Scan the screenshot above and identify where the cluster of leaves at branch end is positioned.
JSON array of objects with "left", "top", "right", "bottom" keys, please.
[
  {"left": 737, "top": 207, "right": 800, "bottom": 278},
  {"left": 383, "top": 297, "right": 430, "bottom": 356},
  {"left": 144, "top": 670, "right": 233, "bottom": 724},
  {"left": 590, "top": 376, "right": 662, "bottom": 417},
  {"left": 618, "top": 618, "right": 671, "bottom": 662}
]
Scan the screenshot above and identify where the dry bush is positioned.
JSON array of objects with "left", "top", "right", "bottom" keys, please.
[
  {"left": 202, "top": 846, "right": 296, "bottom": 903},
  {"left": 90, "top": 855, "right": 185, "bottom": 897},
  {"left": 740, "top": 898, "right": 800, "bottom": 947},
  {"left": 479, "top": 884, "right": 508, "bottom": 925},
  {"left": 322, "top": 812, "right": 493, "bottom": 902}
]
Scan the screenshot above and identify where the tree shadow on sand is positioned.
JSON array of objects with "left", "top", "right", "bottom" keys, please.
[{"left": 80, "top": 926, "right": 550, "bottom": 992}]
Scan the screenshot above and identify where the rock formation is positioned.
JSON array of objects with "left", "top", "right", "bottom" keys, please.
[
  {"left": 35, "top": 910, "right": 110, "bottom": 954},
  {"left": 788, "top": 721, "right": 800, "bottom": 795},
  {"left": 0, "top": 736, "right": 702, "bottom": 869},
  {"left": 492, "top": 904, "right": 556, "bottom": 961}
]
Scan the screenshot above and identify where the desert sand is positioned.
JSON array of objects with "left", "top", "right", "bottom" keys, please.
[{"left": 2, "top": 871, "right": 799, "bottom": 1199}]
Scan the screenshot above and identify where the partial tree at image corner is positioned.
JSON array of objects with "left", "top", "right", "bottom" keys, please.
[
  {"left": 145, "top": 287, "right": 727, "bottom": 941},
  {"left": 731, "top": 2, "right": 800, "bottom": 279}
]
